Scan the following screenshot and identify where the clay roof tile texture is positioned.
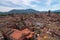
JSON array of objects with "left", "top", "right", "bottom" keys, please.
[{"left": 10, "top": 29, "right": 22, "bottom": 40}]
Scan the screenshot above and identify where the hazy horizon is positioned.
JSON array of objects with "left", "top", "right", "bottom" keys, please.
[{"left": 0, "top": 0, "right": 60, "bottom": 12}]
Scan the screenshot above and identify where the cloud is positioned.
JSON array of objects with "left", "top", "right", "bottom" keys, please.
[
  {"left": 0, "top": 0, "right": 60, "bottom": 11},
  {"left": 0, "top": 0, "right": 40, "bottom": 8},
  {"left": 0, "top": 6, "right": 27, "bottom": 12},
  {"left": 0, "top": 0, "right": 40, "bottom": 11},
  {"left": 50, "top": 4, "right": 60, "bottom": 10},
  {"left": 46, "top": 0, "right": 52, "bottom": 6},
  {"left": 0, "top": 6, "right": 13, "bottom": 12}
]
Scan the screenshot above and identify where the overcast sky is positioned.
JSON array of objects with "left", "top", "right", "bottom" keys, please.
[{"left": 0, "top": 0, "right": 60, "bottom": 12}]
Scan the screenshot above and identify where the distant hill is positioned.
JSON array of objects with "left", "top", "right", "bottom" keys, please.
[
  {"left": 9, "top": 9, "right": 40, "bottom": 14},
  {"left": 0, "top": 9, "right": 60, "bottom": 14},
  {"left": 0, "top": 9, "right": 40, "bottom": 14},
  {"left": 53, "top": 10, "right": 60, "bottom": 12}
]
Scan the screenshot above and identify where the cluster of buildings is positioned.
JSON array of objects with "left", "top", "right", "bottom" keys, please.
[
  {"left": 0, "top": 27, "right": 35, "bottom": 40},
  {"left": 0, "top": 12, "right": 60, "bottom": 40}
]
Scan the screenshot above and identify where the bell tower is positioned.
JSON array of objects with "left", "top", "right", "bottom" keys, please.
[{"left": 48, "top": 10, "right": 51, "bottom": 16}]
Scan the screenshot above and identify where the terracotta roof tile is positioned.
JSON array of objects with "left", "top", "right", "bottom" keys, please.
[
  {"left": 26, "top": 32, "right": 34, "bottom": 38},
  {"left": 10, "top": 29, "right": 22, "bottom": 40},
  {"left": 22, "top": 28, "right": 31, "bottom": 35}
]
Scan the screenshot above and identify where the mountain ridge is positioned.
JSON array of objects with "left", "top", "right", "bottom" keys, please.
[
  {"left": 0, "top": 9, "right": 40, "bottom": 14},
  {"left": 9, "top": 9, "right": 40, "bottom": 14},
  {"left": 0, "top": 9, "right": 60, "bottom": 14}
]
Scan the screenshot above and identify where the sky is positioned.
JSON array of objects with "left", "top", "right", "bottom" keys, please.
[{"left": 0, "top": 0, "right": 60, "bottom": 12}]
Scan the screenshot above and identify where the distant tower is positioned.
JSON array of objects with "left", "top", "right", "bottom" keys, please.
[{"left": 48, "top": 10, "right": 51, "bottom": 16}]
